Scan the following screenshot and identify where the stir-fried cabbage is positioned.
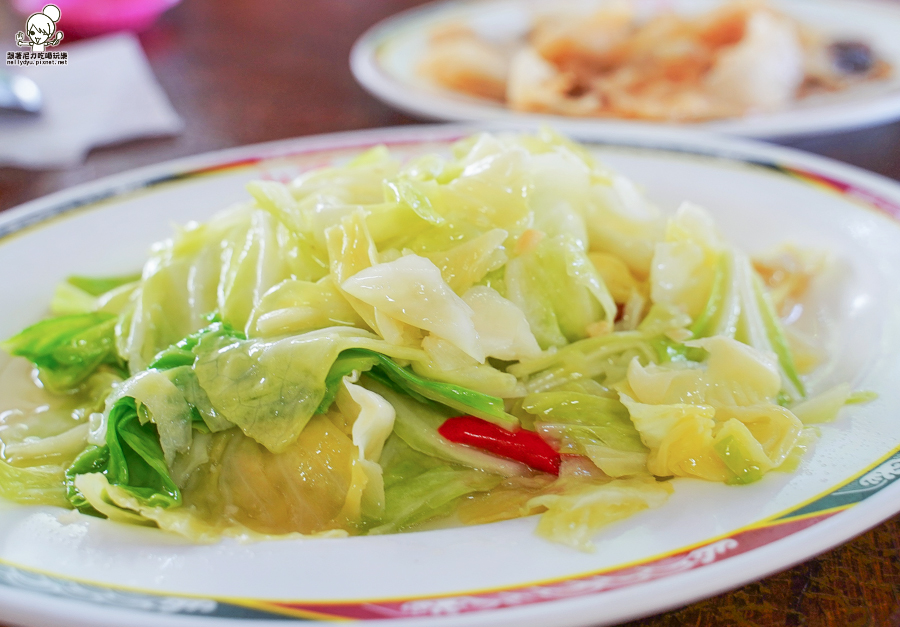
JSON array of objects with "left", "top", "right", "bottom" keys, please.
[{"left": 0, "top": 130, "right": 859, "bottom": 551}]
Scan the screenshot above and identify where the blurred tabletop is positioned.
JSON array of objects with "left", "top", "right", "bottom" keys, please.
[{"left": 2, "top": 1, "right": 900, "bottom": 626}]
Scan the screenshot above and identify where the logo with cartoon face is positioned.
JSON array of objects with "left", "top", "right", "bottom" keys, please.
[{"left": 15, "top": 4, "right": 64, "bottom": 53}]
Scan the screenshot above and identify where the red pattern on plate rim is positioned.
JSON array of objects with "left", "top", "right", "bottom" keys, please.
[{"left": 264, "top": 513, "right": 833, "bottom": 619}]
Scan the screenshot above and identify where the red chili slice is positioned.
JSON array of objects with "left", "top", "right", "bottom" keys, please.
[{"left": 437, "top": 416, "right": 561, "bottom": 475}]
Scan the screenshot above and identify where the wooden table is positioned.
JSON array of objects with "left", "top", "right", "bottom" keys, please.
[{"left": 1, "top": 1, "right": 900, "bottom": 625}]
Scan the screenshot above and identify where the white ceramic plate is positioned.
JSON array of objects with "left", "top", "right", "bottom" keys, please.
[
  {"left": 351, "top": 0, "right": 900, "bottom": 137},
  {"left": 2, "top": 124, "right": 900, "bottom": 627}
]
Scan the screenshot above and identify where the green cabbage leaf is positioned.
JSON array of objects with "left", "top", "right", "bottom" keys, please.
[
  {"left": 2, "top": 312, "right": 126, "bottom": 393},
  {"left": 66, "top": 397, "right": 181, "bottom": 517}
]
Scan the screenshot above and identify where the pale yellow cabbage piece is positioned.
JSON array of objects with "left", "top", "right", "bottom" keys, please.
[
  {"left": 424, "top": 228, "right": 508, "bottom": 294},
  {"left": 650, "top": 202, "right": 724, "bottom": 319},
  {"left": 715, "top": 404, "right": 802, "bottom": 468},
  {"left": 122, "top": 205, "right": 307, "bottom": 370},
  {"left": 789, "top": 383, "right": 852, "bottom": 425},
  {"left": 342, "top": 254, "right": 485, "bottom": 362},
  {"left": 527, "top": 150, "right": 591, "bottom": 250},
  {"left": 586, "top": 173, "right": 665, "bottom": 279},
  {"left": 218, "top": 206, "right": 297, "bottom": 331},
  {"left": 414, "top": 335, "right": 522, "bottom": 398},
  {"left": 626, "top": 336, "right": 781, "bottom": 407},
  {"left": 620, "top": 335, "right": 802, "bottom": 482},
  {"left": 325, "top": 210, "right": 381, "bottom": 331},
  {"left": 336, "top": 377, "right": 396, "bottom": 519},
  {"left": 247, "top": 278, "right": 364, "bottom": 338},
  {"left": 256, "top": 145, "right": 402, "bottom": 251},
  {"left": 619, "top": 394, "right": 730, "bottom": 481},
  {"left": 325, "top": 211, "right": 423, "bottom": 346},
  {"left": 462, "top": 285, "right": 541, "bottom": 362},
  {"left": 442, "top": 134, "right": 533, "bottom": 236},
  {"left": 75, "top": 421, "right": 356, "bottom": 543},
  {"left": 580, "top": 446, "right": 649, "bottom": 478},
  {"left": 589, "top": 251, "right": 647, "bottom": 305},
  {"left": 80, "top": 474, "right": 350, "bottom": 543},
  {"left": 192, "top": 327, "right": 424, "bottom": 454},
  {"left": 529, "top": 476, "right": 673, "bottom": 551}
]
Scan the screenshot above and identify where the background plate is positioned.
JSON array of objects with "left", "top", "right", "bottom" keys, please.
[
  {"left": 1, "top": 125, "right": 900, "bottom": 627},
  {"left": 351, "top": 0, "right": 900, "bottom": 138}
]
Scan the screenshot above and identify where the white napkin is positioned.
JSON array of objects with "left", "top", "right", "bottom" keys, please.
[{"left": 0, "top": 33, "right": 183, "bottom": 169}]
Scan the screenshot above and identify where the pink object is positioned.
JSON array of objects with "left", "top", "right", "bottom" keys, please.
[{"left": 12, "top": 0, "right": 182, "bottom": 38}]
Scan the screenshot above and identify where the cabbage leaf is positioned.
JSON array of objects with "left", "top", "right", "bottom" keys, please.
[
  {"left": 368, "top": 436, "right": 501, "bottom": 534},
  {"left": 3, "top": 312, "right": 126, "bottom": 394},
  {"left": 66, "top": 397, "right": 181, "bottom": 517}
]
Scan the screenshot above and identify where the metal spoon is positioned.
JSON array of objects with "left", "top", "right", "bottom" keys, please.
[{"left": 0, "top": 72, "right": 42, "bottom": 114}]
